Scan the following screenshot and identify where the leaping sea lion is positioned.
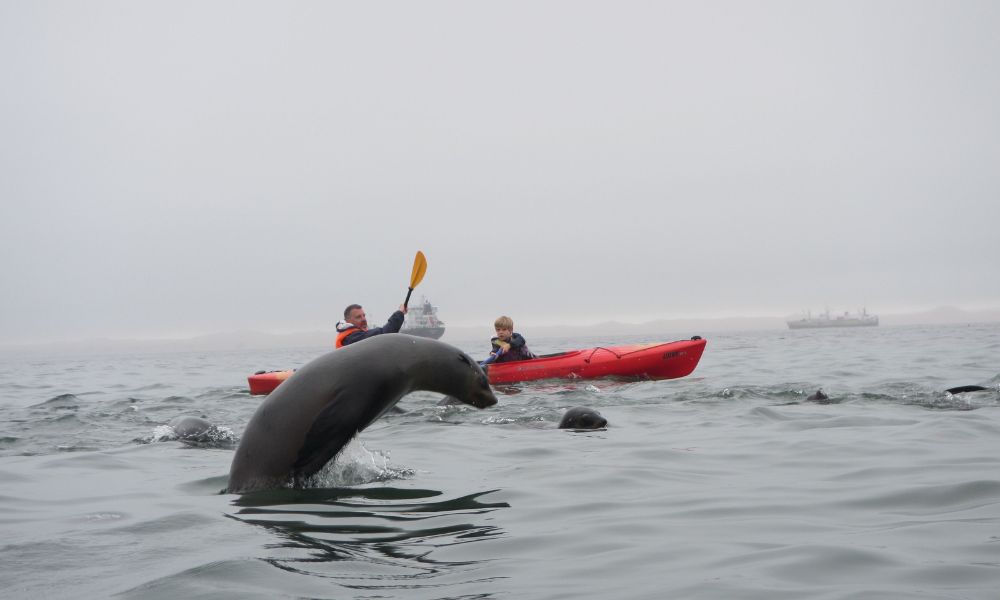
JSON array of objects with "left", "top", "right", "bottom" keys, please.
[{"left": 227, "top": 335, "right": 497, "bottom": 493}]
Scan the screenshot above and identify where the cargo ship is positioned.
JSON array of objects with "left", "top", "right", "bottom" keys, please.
[
  {"left": 787, "top": 308, "right": 878, "bottom": 329},
  {"left": 401, "top": 296, "right": 446, "bottom": 339}
]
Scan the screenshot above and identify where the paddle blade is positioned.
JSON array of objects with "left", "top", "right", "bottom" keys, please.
[
  {"left": 404, "top": 251, "right": 427, "bottom": 309},
  {"left": 409, "top": 251, "right": 427, "bottom": 289}
]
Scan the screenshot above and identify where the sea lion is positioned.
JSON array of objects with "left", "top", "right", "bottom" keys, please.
[
  {"left": 165, "top": 415, "right": 236, "bottom": 447},
  {"left": 168, "top": 415, "right": 215, "bottom": 441},
  {"left": 227, "top": 334, "right": 497, "bottom": 493},
  {"left": 945, "top": 385, "right": 990, "bottom": 395},
  {"left": 558, "top": 407, "right": 608, "bottom": 429},
  {"left": 806, "top": 389, "right": 830, "bottom": 403}
]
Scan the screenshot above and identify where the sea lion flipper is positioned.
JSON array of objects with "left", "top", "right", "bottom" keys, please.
[{"left": 945, "top": 385, "right": 989, "bottom": 395}]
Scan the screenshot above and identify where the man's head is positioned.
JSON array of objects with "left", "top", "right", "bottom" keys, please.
[{"left": 344, "top": 304, "right": 368, "bottom": 331}]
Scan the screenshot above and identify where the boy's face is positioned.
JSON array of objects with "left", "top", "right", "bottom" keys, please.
[{"left": 495, "top": 327, "right": 512, "bottom": 341}]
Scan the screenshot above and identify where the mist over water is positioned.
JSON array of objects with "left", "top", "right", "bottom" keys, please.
[
  {"left": 1, "top": 323, "right": 999, "bottom": 598},
  {"left": 3, "top": 3, "right": 1000, "bottom": 345}
]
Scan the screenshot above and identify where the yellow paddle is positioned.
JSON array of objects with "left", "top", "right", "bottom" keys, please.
[{"left": 404, "top": 250, "right": 427, "bottom": 309}]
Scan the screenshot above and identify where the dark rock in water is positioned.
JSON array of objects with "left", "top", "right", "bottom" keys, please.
[
  {"left": 806, "top": 389, "right": 830, "bottom": 403},
  {"left": 558, "top": 407, "right": 608, "bottom": 429}
]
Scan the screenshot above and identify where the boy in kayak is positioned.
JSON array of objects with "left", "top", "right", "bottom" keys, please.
[{"left": 486, "top": 315, "right": 536, "bottom": 364}]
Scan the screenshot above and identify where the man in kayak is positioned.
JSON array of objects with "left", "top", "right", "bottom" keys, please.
[
  {"left": 335, "top": 303, "right": 407, "bottom": 348},
  {"left": 486, "top": 315, "right": 536, "bottom": 363}
]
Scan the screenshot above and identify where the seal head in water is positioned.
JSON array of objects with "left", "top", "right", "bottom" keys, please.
[{"left": 558, "top": 407, "right": 608, "bottom": 429}]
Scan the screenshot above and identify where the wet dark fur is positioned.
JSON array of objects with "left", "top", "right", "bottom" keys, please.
[
  {"left": 558, "top": 407, "right": 608, "bottom": 429},
  {"left": 227, "top": 335, "right": 497, "bottom": 493}
]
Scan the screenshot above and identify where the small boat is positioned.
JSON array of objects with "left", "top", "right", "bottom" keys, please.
[
  {"left": 485, "top": 337, "right": 707, "bottom": 384},
  {"left": 247, "top": 336, "right": 707, "bottom": 394},
  {"left": 248, "top": 370, "right": 294, "bottom": 395}
]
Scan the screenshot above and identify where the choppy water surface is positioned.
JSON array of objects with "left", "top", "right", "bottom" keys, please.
[{"left": 2, "top": 323, "right": 999, "bottom": 598}]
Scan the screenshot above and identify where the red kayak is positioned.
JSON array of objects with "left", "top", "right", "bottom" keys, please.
[
  {"left": 247, "top": 337, "right": 706, "bottom": 394},
  {"left": 247, "top": 370, "right": 294, "bottom": 395},
  {"left": 485, "top": 337, "right": 706, "bottom": 384}
]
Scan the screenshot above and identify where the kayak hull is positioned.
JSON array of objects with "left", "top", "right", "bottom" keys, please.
[
  {"left": 486, "top": 337, "right": 706, "bottom": 384},
  {"left": 247, "top": 337, "right": 706, "bottom": 393},
  {"left": 247, "top": 370, "right": 293, "bottom": 395}
]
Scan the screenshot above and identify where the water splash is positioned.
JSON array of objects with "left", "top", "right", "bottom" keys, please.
[
  {"left": 143, "top": 422, "right": 238, "bottom": 448},
  {"left": 305, "top": 439, "right": 415, "bottom": 488}
]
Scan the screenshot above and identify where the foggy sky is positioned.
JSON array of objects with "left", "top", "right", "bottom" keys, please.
[{"left": 2, "top": 1, "right": 999, "bottom": 345}]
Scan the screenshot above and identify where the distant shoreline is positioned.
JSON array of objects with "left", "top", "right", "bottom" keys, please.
[{"left": 2, "top": 306, "right": 998, "bottom": 357}]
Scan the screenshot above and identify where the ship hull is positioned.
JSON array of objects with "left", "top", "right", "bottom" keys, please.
[
  {"left": 401, "top": 326, "right": 445, "bottom": 340},
  {"left": 787, "top": 318, "right": 878, "bottom": 329}
]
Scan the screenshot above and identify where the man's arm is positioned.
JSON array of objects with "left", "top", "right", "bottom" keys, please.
[
  {"left": 382, "top": 310, "right": 405, "bottom": 334},
  {"left": 343, "top": 310, "right": 405, "bottom": 346}
]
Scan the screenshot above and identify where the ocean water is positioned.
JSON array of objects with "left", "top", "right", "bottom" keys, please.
[{"left": 2, "top": 323, "right": 999, "bottom": 599}]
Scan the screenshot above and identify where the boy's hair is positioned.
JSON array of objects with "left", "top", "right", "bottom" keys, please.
[
  {"left": 494, "top": 315, "right": 514, "bottom": 330},
  {"left": 344, "top": 304, "right": 362, "bottom": 319}
]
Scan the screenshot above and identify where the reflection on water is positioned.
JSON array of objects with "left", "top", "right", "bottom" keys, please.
[{"left": 228, "top": 487, "right": 509, "bottom": 591}]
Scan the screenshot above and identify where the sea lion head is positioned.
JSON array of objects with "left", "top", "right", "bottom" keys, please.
[
  {"left": 558, "top": 406, "right": 608, "bottom": 429},
  {"left": 806, "top": 389, "right": 830, "bottom": 403},
  {"left": 168, "top": 415, "right": 215, "bottom": 441},
  {"left": 443, "top": 351, "right": 497, "bottom": 409},
  {"left": 366, "top": 335, "right": 497, "bottom": 409}
]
